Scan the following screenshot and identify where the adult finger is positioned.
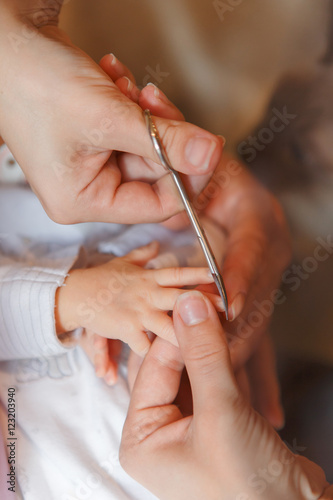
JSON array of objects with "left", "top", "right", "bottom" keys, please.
[
  {"left": 139, "top": 83, "right": 185, "bottom": 122},
  {"left": 115, "top": 77, "right": 141, "bottom": 104},
  {"left": 128, "top": 336, "right": 184, "bottom": 411},
  {"left": 139, "top": 84, "right": 214, "bottom": 198},
  {"left": 95, "top": 86, "right": 224, "bottom": 177},
  {"left": 100, "top": 54, "right": 137, "bottom": 84},
  {"left": 223, "top": 231, "right": 265, "bottom": 321},
  {"left": 246, "top": 334, "right": 285, "bottom": 429},
  {"left": 173, "top": 291, "right": 239, "bottom": 416}
]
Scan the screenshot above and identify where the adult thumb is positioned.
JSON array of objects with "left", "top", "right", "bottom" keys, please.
[
  {"left": 173, "top": 291, "right": 239, "bottom": 415},
  {"left": 100, "top": 87, "right": 224, "bottom": 177}
]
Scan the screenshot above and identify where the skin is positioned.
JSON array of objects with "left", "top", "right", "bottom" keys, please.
[
  {"left": 0, "top": 1, "right": 223, "bottom": 224},
  {"left": 53, "top": 54, "right": 289, "bottom": 425},
  {"left": 120, "top": 291, "right": 331, "bottom": 500},
  {"left": 55, "top": 242, "right": 222, "bottom": 356}
]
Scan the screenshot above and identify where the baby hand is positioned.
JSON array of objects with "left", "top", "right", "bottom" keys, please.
[{"left": 56, "top": 242, "right": 223, "bottom": 356}]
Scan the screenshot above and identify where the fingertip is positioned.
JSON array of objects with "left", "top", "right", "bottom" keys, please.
[
  {"left": 99, "top": 53, "right": 137, "bottom": 86},
  {"left": 267, "top": 404, "right": 285, "bottom": 430},
  {"left": 116, "top": 77, "right": 140, "bottom": 103},
  {"left": 99, "top": 53, "right": 118, "bottom": 80},
  {"left": 229, "top": 292, "right": 246, "bottom": 322},
  {"left": 104, "top": 369, "right": 117, "bottom": 386},
  {"left": 175, "top": 291, "right": 209, "bottom": 327},
  {"left": 223, "top": 271, "right": 248, "bottom": 319},
  {"left": 139, "top": 84, "right": 185, "bottom": 121},
  {"left": 184, "top": 134, "right": 223, "bottom": 173},
  {"left": 130, "top": 336, "right": 152, "bottom": 358},
  {"left": 95, "top": 363, "right": 107, "bottom": 378},
  {"left": 152, "top": 117, "right": 224, "bottom": 176}
]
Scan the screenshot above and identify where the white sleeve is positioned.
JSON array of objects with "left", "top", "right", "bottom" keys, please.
[{"left": 0, "top": 239, "right": 82, "bottom": 361}]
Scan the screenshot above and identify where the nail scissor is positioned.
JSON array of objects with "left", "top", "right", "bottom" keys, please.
[{"left": 144, "top": 109, "right": 229, "bottom": 319}]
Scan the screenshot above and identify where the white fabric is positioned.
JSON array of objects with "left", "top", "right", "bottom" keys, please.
[{"left": 0, "top": 348, "right": 158, "bottom": 500}]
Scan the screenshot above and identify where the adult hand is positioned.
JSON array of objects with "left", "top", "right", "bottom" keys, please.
[
  {"left": 196, "top": 158, "right": 291, "bottom": 423},
  {"left": 0, "top": 2, "right": 223, "bottom": 224},
  {"left": 121, "top": 291, "right": 329, "bottom": 500}
]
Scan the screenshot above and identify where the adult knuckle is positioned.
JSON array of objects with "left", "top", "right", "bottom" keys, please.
[{"left": 187, "top": 340, "right": 226, "bottom": 375}]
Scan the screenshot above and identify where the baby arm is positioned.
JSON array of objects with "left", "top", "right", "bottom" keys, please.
[{"left": 55, "top": 242, "right": 223, "bottom": 377}]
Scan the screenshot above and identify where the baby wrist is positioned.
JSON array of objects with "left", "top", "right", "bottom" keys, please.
[{"left": 55, "top": 269, "right": 82, "bottom": 335}]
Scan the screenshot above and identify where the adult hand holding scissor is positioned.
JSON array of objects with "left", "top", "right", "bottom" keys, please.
[{"left": 0, "top": 1, "right": 222, "bottom": 224}]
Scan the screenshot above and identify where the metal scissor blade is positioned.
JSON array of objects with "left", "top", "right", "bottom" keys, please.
[
  {"left": 144, "top": 109, "right": 229, "bottom": 320},
  {"left": 213, "top": 273, "right": 229, "bottom": 320}
]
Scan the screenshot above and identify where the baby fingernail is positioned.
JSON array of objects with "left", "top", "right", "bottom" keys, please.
[
  {"left": 216, "top": 298, "right": 226, "bottom": 312},
  {"left": 105, "top": 373, "right": 116, "bottom": 386},
  {"left": 177, "top": 291, "right": 208, "bottom": 326},
  {"left": 206, "top": 269, "right": 215, "bottom": 281},
  {"left": 229, "top": 293, "right": 246, "bottom": 321},
  {"left": 185, "top": 137, "right": 217, "bottom": 171}
]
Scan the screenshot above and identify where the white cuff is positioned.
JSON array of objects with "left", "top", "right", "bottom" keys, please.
[{"left": 0, "top": 254, "right": 80, "bottom": 360}]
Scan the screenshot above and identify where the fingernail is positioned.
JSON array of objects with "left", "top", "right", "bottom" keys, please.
[
  {"left": 185, "top": 137, "right": 217, "bottom": 171},
  {"left": 147, "top": 83, "right": 173, "bottom": 106},
  {"left": 146, "top": 82, "right": 159, "bottom": 96},
  {"left": 124, "top": 76, "right": 133, "bottom": 92},
  {"left": 229, "top": 293, "right": 245, "bottom": 321},
  {"left": 206, "top": 269, "right": 215, "bottom": 282},
  {"left": 216, "top": 298, "right": 226, "bottom": 312},
  {"left": 105, "top": 372, "right": 117, "bottom": 386},
  {"left": 217, "top": 134, "right": 227, "bottom": 148},
  {"left": 124, "top": 77, "right": 140, "bottom": 101},
  {"left": 177, "top": 291, "right": 209, "bottom": 326},
  {"left": 109, "top": 53, "right": 117, "bottom": 65}
]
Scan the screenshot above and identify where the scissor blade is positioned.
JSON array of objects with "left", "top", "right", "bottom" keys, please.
[
  {"left": 144, "top": 109, "right": 229, "bottom": 320},
  {"left": 213, "top": 273, "right": 229, "bottom": 320}
]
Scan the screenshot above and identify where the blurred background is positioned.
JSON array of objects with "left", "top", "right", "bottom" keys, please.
[{"left": 60, "top": 0, "right": 333, "bottom": 479}]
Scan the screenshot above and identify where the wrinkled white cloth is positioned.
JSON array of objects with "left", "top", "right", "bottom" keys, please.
[
  {"left": 0, "top": 347, "right": 159, "bottom": 500},
  {"left": 0, "top": 144, "right": 226, "bottom": 499}
]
